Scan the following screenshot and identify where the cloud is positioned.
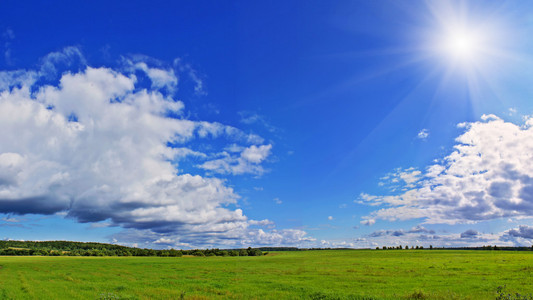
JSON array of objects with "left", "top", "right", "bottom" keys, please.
[
  {"left": 505, "top": 225, "right": 533, "bottom": 239},
  {"left": 376, "top": 167, "right": 422, "bottom": 191},
  {"left": 39, "top": 46, "right": 87, "bottom": 79},
  {"left": 239, "top": 111, "right": 277, "bottom": 133},
  {"left": 173, "top": 58, "right": 207, "bottom": 96},
  {"left": 274, "top": 198, "right": 282, "bottom": 204},
  {"left": 0, "top": 48, "right": 309, "bottom": 248},
  {"left": 360, "top": 219, "right": 375, "bottom": 226},
  {"left": 113, "top": 226, "right": 316, "bottom": 249},
  {"left": 417, "top": 129, "right": 429, "bottom": 140},
  {"left": 359, "top": 225, "right": 517, "bottom": 248},
  {"left": 198, "top": 144, "right": 272, "bottom": 175},
  {"left": 121, "top": 57, "right": 178, "bottom": 93},
  {"left": 360, "top": 115, "right": 533, "bottom": 225},
  {"left": 460, "top": 229, "right": 480, "bottom": 238},
  {"left": 368, "top": 229, "right": 405, "bottom": 237},
  {"left": 328, "top": 216, "right": 333, "bottom": 220},
  {"left": 3, "top": 28, "right": 14, "bottom": 65}
]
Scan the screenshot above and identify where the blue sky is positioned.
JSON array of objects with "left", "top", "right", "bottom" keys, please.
[{"left": 1, "top": 0, "right": 533, "bottom": 249}]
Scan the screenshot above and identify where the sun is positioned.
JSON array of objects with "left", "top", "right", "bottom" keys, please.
[
  {"left": 434, "top": 21, "right": 492, "bottom": 71},
  {"left": 442, "top": 28, "right": 482, "bottom": 62},
  {"left": 418, "top": 0, "right": 518, "bottom": 95},
  {"left": 420, "top": 1, "right": 509, "bottom": 73}
]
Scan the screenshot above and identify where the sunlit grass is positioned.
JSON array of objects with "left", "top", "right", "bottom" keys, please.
[{"left": 0, "top": 250, "right": 532, "bottom": 299}]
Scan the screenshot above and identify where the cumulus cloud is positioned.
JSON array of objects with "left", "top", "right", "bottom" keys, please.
[
  {"left": 114, "top": 227, "right": 316, "bottom": 249},
  {"left": 505, "top": 225, "right": 533, "bottom": 239},
  {"left": 360, "top": 115, "right": 533, "bottom": 225},
  {"left": 460, "top": 229, "right": 480, "bottom": 239},
  {"left": 0, "top": 48, "right": 307, "bottom": 248},
  {"left": 198, "top": 144, "right": 272, "bottom": 175}
]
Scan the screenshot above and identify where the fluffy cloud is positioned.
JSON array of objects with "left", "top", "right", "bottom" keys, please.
[
  {"left": 460, "top": 229, "right": 480, "bottom": 239},
  {"left": 505, "top": 225, "right": 533, "bottom": 239},
  {"left": 360, "top": 115, "right": 533, "bottom": 225},
  {"left": 198, "top": 144, "right": 272, "bottom": 175},
  {"left": 114, "top": 227, "right": 315, "bottom": 249},
  {"left": 0, "top": 48, "right": 300, "bottom": 248}
]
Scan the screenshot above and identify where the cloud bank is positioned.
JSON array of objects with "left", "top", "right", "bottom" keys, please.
[
  {"left": 359, "top": 115, "right": 533, "bottom": 227},
  {"left": 0, "top": 48, "right": 312, "bottom": 248}
]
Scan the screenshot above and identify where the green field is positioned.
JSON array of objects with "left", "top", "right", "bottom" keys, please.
[{"left": 0, "top": 250, "right": 532, "bottom": 299}]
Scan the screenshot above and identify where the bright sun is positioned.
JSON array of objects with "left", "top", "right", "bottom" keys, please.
[
  {"left": 422, "top": 2, "right": 506, "bottom": 73},
  {"left": 433, "top": 21, "right": 493, "bottom": 70},
  {"left": 443, "top": 28, "right": 481, "bottom": 62},
  {"left": 416, "top": 1, "right": 520, "bottom": 103}
]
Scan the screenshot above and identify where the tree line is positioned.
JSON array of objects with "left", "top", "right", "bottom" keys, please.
[{"left": 0, "top": 240, "right": 263, "bottom": 257}]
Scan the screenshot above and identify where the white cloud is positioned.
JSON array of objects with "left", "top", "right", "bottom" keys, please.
[
  {"left": 114, "top": 226, "right": 316, "bottom": 249},
  {"left": 0, "top": 50, "right": 310, "bottom": 248},
  {"left": 123, "top": 60, "right": 178, "bottom": 93},
  {"left": 377, "top": 167, "right": 422, "bottom": 191},
  {"left": 273, "top": 197, "right": 282, "bottom": 204},
  {"left": 173, "top": 58, "right": 207, "bottom": 96},
  {"left": 417, "top": 128, "right": 429, "bottom": 140},
  {"left": 328, "top": 216, "right": 333, "bottom": 220},
  {"left": 360, "top": 219, "right": 375, "bottom": 226},
  {"left": 198, "top": 144, "right": 272, "bottom": 175},
  {"left": 361, "top": 115, "right": 533, "bottom": 225}
]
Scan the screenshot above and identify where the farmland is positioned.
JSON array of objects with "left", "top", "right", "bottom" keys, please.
[{"left": 0, "top": 250, "right": 532, "bottom": 299}]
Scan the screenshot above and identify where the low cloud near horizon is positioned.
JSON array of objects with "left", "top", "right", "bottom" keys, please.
[
  {"left": 0, "top": 48, "right": 315, "bottom": 249},
  {"left": 360, "top": 115, "right": 533, "bottom": 227}
]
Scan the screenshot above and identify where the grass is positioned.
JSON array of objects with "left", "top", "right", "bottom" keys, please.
[{"left": 0, "top": 250, "right": 532, "bottom": 299}]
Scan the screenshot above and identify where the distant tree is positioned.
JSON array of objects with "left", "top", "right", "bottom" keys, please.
[{"left": 429, "top": 245, "right": 433, "bottom": 250}]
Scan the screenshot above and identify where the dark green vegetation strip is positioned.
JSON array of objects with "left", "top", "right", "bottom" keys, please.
[{"left": 0, "top": 250, "right": 532, "bottom": 299}]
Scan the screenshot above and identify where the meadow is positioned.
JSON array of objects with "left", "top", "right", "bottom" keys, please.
[{"left": 0, "top": 250, "right": 532, "bottom": 299}]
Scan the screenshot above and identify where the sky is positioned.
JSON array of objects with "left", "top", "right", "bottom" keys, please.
[{"left": 1, "top": 0, "right": 533, "bottom": 249}]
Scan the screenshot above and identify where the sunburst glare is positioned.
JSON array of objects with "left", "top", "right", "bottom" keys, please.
[{"left": 417, "top": 0, "right": 524, "bottom": 109}]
